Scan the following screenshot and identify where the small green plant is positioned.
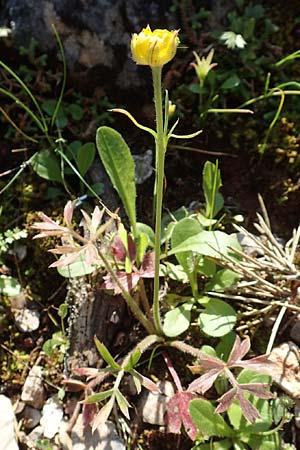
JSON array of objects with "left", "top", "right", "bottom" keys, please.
[{"left": 0, "top": 210, "right": 27, "bottom": 296}]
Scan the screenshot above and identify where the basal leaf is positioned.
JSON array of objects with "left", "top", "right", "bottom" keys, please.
[
  {"left": 168, "top": 230, "right": 241, "bottom": 259},
  {"left": 163, "top": 303, "right": 192, "bottom": 337},
  {"left": 189, "top": 398, "right": 234, "bottom": 438},
  {"left": 31, "top": 149, "right": 63, "bottom": 182},
  {"left": 96, "top": 126, "right": 136, "bottom": 234},
  {"left": 77, "top": 142, "right": 96, "bottom": 175},
  {"left": 198, "top": 298, "right": 236, "bottom": 337}
]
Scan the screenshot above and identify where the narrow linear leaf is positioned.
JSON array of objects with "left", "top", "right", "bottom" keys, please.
[{"left": 83, "top": 389, "right": 114, "bottom": 404}]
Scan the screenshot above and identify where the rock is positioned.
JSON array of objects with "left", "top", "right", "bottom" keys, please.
[
  {"left": 1, "top": 1, "right": 176, "bottom": 94},
  {"left": 235, "top": 231, "right": 264, "bottom": 256},
  {"left": 0, "top": 395, "right": 19, "bottom": 450},
  {"left": 40, "top": 397, "right": 64, "bottom": 439},
  {"left": 21, "top": 366, "right": 44, "bottom": 408},
  {"left": 269, "top": 342, "right": 300, "bottom": 398},
  {"left": 59, "top": 416, "right": 125, "bottom": 450},
  {"left": 14, "top": 308, "right": 40, "bottom": 332},
  {"left": 20, "top": 406, "right": 41, "bottom": 429},
  {"left": 23, "top": 425, "right": 44, "bottom": 449},
  {"left": 139, "top": 380, "right": 174, "bottom": 426},
  {"left": 290, "top": 318, "right": 300, "bottom": 344}
]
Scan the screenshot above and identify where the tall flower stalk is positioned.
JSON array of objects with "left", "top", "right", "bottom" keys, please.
[{"left": 130, "top": 26, "right": 201, "bottom": 335}]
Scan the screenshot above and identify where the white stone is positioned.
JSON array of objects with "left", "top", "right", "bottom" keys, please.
[
  {"left": 0, "top": 395, "right": 19, "bottom": 450},
  {"left": 14, "top": 308, "right": 40, "bottom": 332},
  {"left": 21, "top": 366, "right": 44, "bottom": 408},
  {"left": 139, "top": 380, "right": 175, "bottom": 426},
  {"left": 40, "top": 397, "right": 64, "bottom": 439},
  {"left": 269, "top": 342, "right": 300, "bottom": 398},
  {"left": 59, "top": 416, "right": 125, "bottom": 450}
]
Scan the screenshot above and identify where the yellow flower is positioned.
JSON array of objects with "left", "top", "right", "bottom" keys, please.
[
  {"left": 191, "top": 50, "right": 217, "bottom": 87},
  {"left": 131, "top": 25, "right": 179, "bottom": 68}
]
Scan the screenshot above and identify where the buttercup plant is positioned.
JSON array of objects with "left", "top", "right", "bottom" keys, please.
[{"left": 32, "top": 27, "right": 282, "bottom": 439}]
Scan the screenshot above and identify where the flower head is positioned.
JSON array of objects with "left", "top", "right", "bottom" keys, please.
[
  {"left": 220, "top": 31, "right": 247, "bottom": 49},
  {"left": 191, "top": 49, "right": 217, "bottom": 87},
  {"left": 131, "top": 25, "right": 179, "bottom": 68}
]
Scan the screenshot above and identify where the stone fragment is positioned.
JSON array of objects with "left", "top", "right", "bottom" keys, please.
[
  {"left": 139, "top": 380, "right": 175, "bottom": 426},
  {"left": 59, "top": 416, "right": 125, "bottom": 450},
  {"left": 269, "top": 342, "right": 300, "bottom": 398},
  {"left": 21, "top": 406, "right": 41, "bottom": 429},
  {"left": 21, "top": 366, "right": 44, "bottom": 408},
  {"left": 290, "top": 319, "right": 300, "bottom": 344},
  {"left": 0, "top": 395, "right": 19, "bottom": 450},
  {"left": 40, "top": 397, "right": 64, "bottom": 439},
  {"left": 14, "top": 308, "right": 40, "bottom": 332},
  {"left": 24, "top": 426, "right": 44, "bottom": 449}
]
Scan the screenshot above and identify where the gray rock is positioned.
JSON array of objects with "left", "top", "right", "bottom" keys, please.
[
  {"left": 139, "top": 380, "right": 174, "bottom": 426},
  {"left": 40, "top": 397, "right": 64, "bottom": 439},
  {"left": 0, "top": 395, "right": 19, "bottom": 450},
  {"left": 59, "top": 416, "right": 125, "bottom": 450},
  {"left": 23, "top": 425, "right": 44, "bottom": 449},
  {"left": 1, "top": 1, "right": 175, "bottom": 93},
  {"left": 14, "top": 308, "right": 40, "bottom": 332},
  {"left": 290, "top": 317, "right": 300, "bottom": 344},
  {"left": 20, "top": 406, "right": 41, "bottom": 429},
  {"left": 21, "top": 366, "right": 44, "bottom": 409}
]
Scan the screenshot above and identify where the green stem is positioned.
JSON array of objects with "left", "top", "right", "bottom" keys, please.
[
  {"left": 152, "top": 66, "right": 165, "bottom": 335},
  {"left": 97, "top": 251, "right": 155, "bottom": 335}
]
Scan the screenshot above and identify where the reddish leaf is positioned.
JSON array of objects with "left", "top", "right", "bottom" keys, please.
[
  {"left": 165, "top": 391, "right": 198, "bottom": 441},
  {"left": 82, "top": 402, "right": 98, "bottom": 427},
  {"left": 140, "top": 251, "right": 155, "bottom": 278},
  {"left": 102, "top": 271, "right": 140, "bottom": 294}
]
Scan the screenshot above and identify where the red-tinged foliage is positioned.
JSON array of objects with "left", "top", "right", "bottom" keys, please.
[{"left": 165, "top": 391, "right": 198, "bottom": 440}]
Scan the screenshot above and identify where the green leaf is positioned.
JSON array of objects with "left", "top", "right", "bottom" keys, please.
[
  {"left": 198, "top": 298, "right": 236, "bottom": 337},
  {"left": 41, "top": 99, "right": 68, "bottom": 128},
  {"left": 115, "top": 389, "right": 131, "bottom": 419},
  {"left": 124, "top": 350, "right": 142, "bottom": 371},
  {"left": 195, "top": 439, "right": 233, "bottom": 450},
  {"left": 94, "top": 336, "right": 122, "bottom": 370},
  {"left": 76, "top": 142, "right": 96, "bottom": 175},
  {"left": 31, "top": 150, "right": 63, "bottom": 182},
  {"left": 57, "top": 253, "right": 97, "bottom": 278},
  {"left": 0, "top": 275, "right": 21, "bottom": 296},
  {"left": 203, "top": 161, "right": 224, "bottom": 219},
  {"left": 84, "top": 389, "right": 114, "bottom": 404},
  {"left": 171, "top": 217, "right": 203, "bottom": 294},
  {"left": 96, "top": 126, "right": 136, "bottom": 234},
  {"left": 58, "top": 303, "right": 68, "bottom": 319},
  {"left": 68, "top": 103, "right": 84, "bottom": 121},
  {"left": 136, "top": 222, "right": 155, "bottom": 247},
  {"left": 169, "top": 230, "right": 241, "bottom": 260},
  {"left": 220, "top": 74, "right": 241, "bottom": 90},
  {"left": 163, "top": 303, "right": 192, "bottom": 337},
  {"left": 189, "top": 398, "right": 234, "bottom": 438},
  {"left": 205, "top": 269, "right": 240, "bottom": 292}
]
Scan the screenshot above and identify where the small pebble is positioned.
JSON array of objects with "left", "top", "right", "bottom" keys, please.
[{"left": 14, "top": 308, "right": 40, "bottom": 332}]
